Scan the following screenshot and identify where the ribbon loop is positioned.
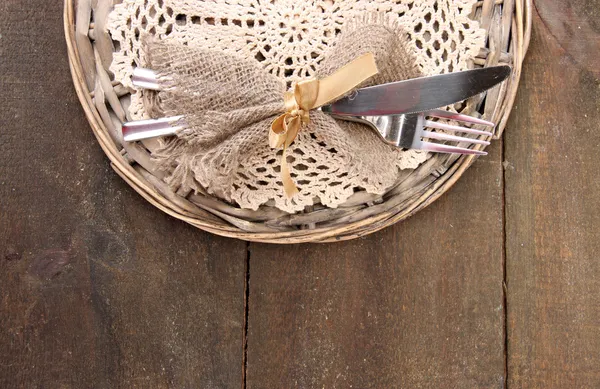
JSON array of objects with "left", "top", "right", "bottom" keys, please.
[{"left": 269, "top": 52, "right": 379, "bottom": 197}]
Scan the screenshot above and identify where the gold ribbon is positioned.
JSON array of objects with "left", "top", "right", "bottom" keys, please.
[{"left": 269, "top": 52, "right": 379, "bottom": 197}]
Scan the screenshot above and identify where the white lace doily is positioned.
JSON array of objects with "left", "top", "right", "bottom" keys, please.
[{"left": 108, "top": 0, "right": 486, "bottom": 212}]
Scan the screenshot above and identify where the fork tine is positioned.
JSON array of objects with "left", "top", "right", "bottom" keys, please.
[
  {"left": 424, "top": 120, "right": 493, "bottom": 136},
  {"left": 132, "top": 68, "right": 161, "bottom": 90},
  {"left": 425, "top": 109, "right": 495, "bottom": 126},
  {"left": 422, "top": 130, "right": 490, "bottom": 146},
  {"left": 122, "top": 115, "right": 185, "bottom": 141},
  {"left": 419, "top": 141, "right": 487, "bottom": 155}
]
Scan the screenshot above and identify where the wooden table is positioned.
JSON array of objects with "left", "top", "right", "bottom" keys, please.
[{"left": 1, "top": 1, "right": 599, "bottom": 387}]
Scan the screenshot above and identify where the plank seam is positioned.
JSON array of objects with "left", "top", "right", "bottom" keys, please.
[
  {"left": 242, "top": 241, "right": 250, "bottom": 389},
  {"left": 502, "top": 129, "right": 509, "bottom": 388}
]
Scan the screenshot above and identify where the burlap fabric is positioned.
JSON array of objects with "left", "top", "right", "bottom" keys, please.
[{"left": 142, "top": 16, "right": 425, "bottom": 211}]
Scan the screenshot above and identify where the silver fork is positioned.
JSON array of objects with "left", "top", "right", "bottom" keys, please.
[
  {"left": 123, "top": 68, "right": 494, "bottom": 155},
  {"left": 323, "top": 108, "right": 493, "bottom": 155}
]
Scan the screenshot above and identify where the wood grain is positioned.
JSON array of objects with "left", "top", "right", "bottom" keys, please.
[
  {"left": 246, "top": 145, "right": 506, "bottom": 388},
  {"left": 534, "top": 0, "right": 600, "bottom": 76},
  {"left": 505, "top": 4, "right": 600, "bottom": 388},
  {"left": 0, "top": 1, "right": 247, "bottom": 388}
]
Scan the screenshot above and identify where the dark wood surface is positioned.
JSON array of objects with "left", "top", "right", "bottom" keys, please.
[
  {"left": 505, "top": 2, "right": 600, "bottom": 387},
  {"left": 0, "top": 2, "right": 246, "bottom": 388},
  {"left": 1, "top": 0, "right": 599, "bottom": 388},
  {"left": 246, "top": 144, "right": 505, "bottom": 388}
]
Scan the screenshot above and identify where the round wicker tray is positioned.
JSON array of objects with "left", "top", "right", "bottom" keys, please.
[{"left": 64, "top": 0, "right": 532, "bottom": 243}]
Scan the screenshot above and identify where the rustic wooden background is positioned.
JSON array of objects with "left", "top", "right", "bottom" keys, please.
[{"left": 1, "top": 0, "right": 599, "bottom": 387}]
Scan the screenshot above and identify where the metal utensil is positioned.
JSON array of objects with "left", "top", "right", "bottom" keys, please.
[
  {"left": 322, "top": 65, "right": 511, "bottom": 116},
  {"left": 329, "top": 110, "right": 493, "bottom": 155},
  {"left": 122, "top": 115, "right": 186, "bottom": 141}
]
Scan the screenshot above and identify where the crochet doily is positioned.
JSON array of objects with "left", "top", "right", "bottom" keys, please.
[{"left": 108, "top": 0, "right": 486, "bottom": 212}]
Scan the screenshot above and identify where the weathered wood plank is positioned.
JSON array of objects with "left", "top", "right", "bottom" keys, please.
[
  {"left": 0, "top": 1, "right": 247, "bottom": 387},
  {"left": 505, "top": 4, "right": 600, "bottom": 388},
  {"left": 533, "top": 0, "right": 600, "bottom": 76},
  {"left": 246, "top": 146, "right": 505, "bottom": 388}
]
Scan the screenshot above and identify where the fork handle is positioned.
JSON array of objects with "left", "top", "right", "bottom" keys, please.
[{"left": 323, "top": 110, "right": 423, "bottom": 149}]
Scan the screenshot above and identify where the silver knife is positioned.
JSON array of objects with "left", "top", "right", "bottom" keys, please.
[{"left": 321, "top": 65, "right": 511, "bottom": 116}]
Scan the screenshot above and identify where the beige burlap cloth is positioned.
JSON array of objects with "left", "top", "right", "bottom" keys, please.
[{"left": 142, "top": 16, "right": 428, "bottom": 211}]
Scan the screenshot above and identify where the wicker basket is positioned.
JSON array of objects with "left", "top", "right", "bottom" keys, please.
[{"left": 64, "top": 0, "right": 532, "bottom": 243}]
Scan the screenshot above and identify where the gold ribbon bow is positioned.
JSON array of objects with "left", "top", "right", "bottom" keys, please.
[{"left": 269, "top": 52, "right": 379, "bottom": 197}]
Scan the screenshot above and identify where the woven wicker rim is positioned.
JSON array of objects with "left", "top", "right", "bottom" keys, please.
[{"left": 64, "top": 0, "right": 532, "bottom": 243}]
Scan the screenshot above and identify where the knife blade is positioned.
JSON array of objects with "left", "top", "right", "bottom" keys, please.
[{"left": 322, "top": 65, "right": 511, "bottom": 116}]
